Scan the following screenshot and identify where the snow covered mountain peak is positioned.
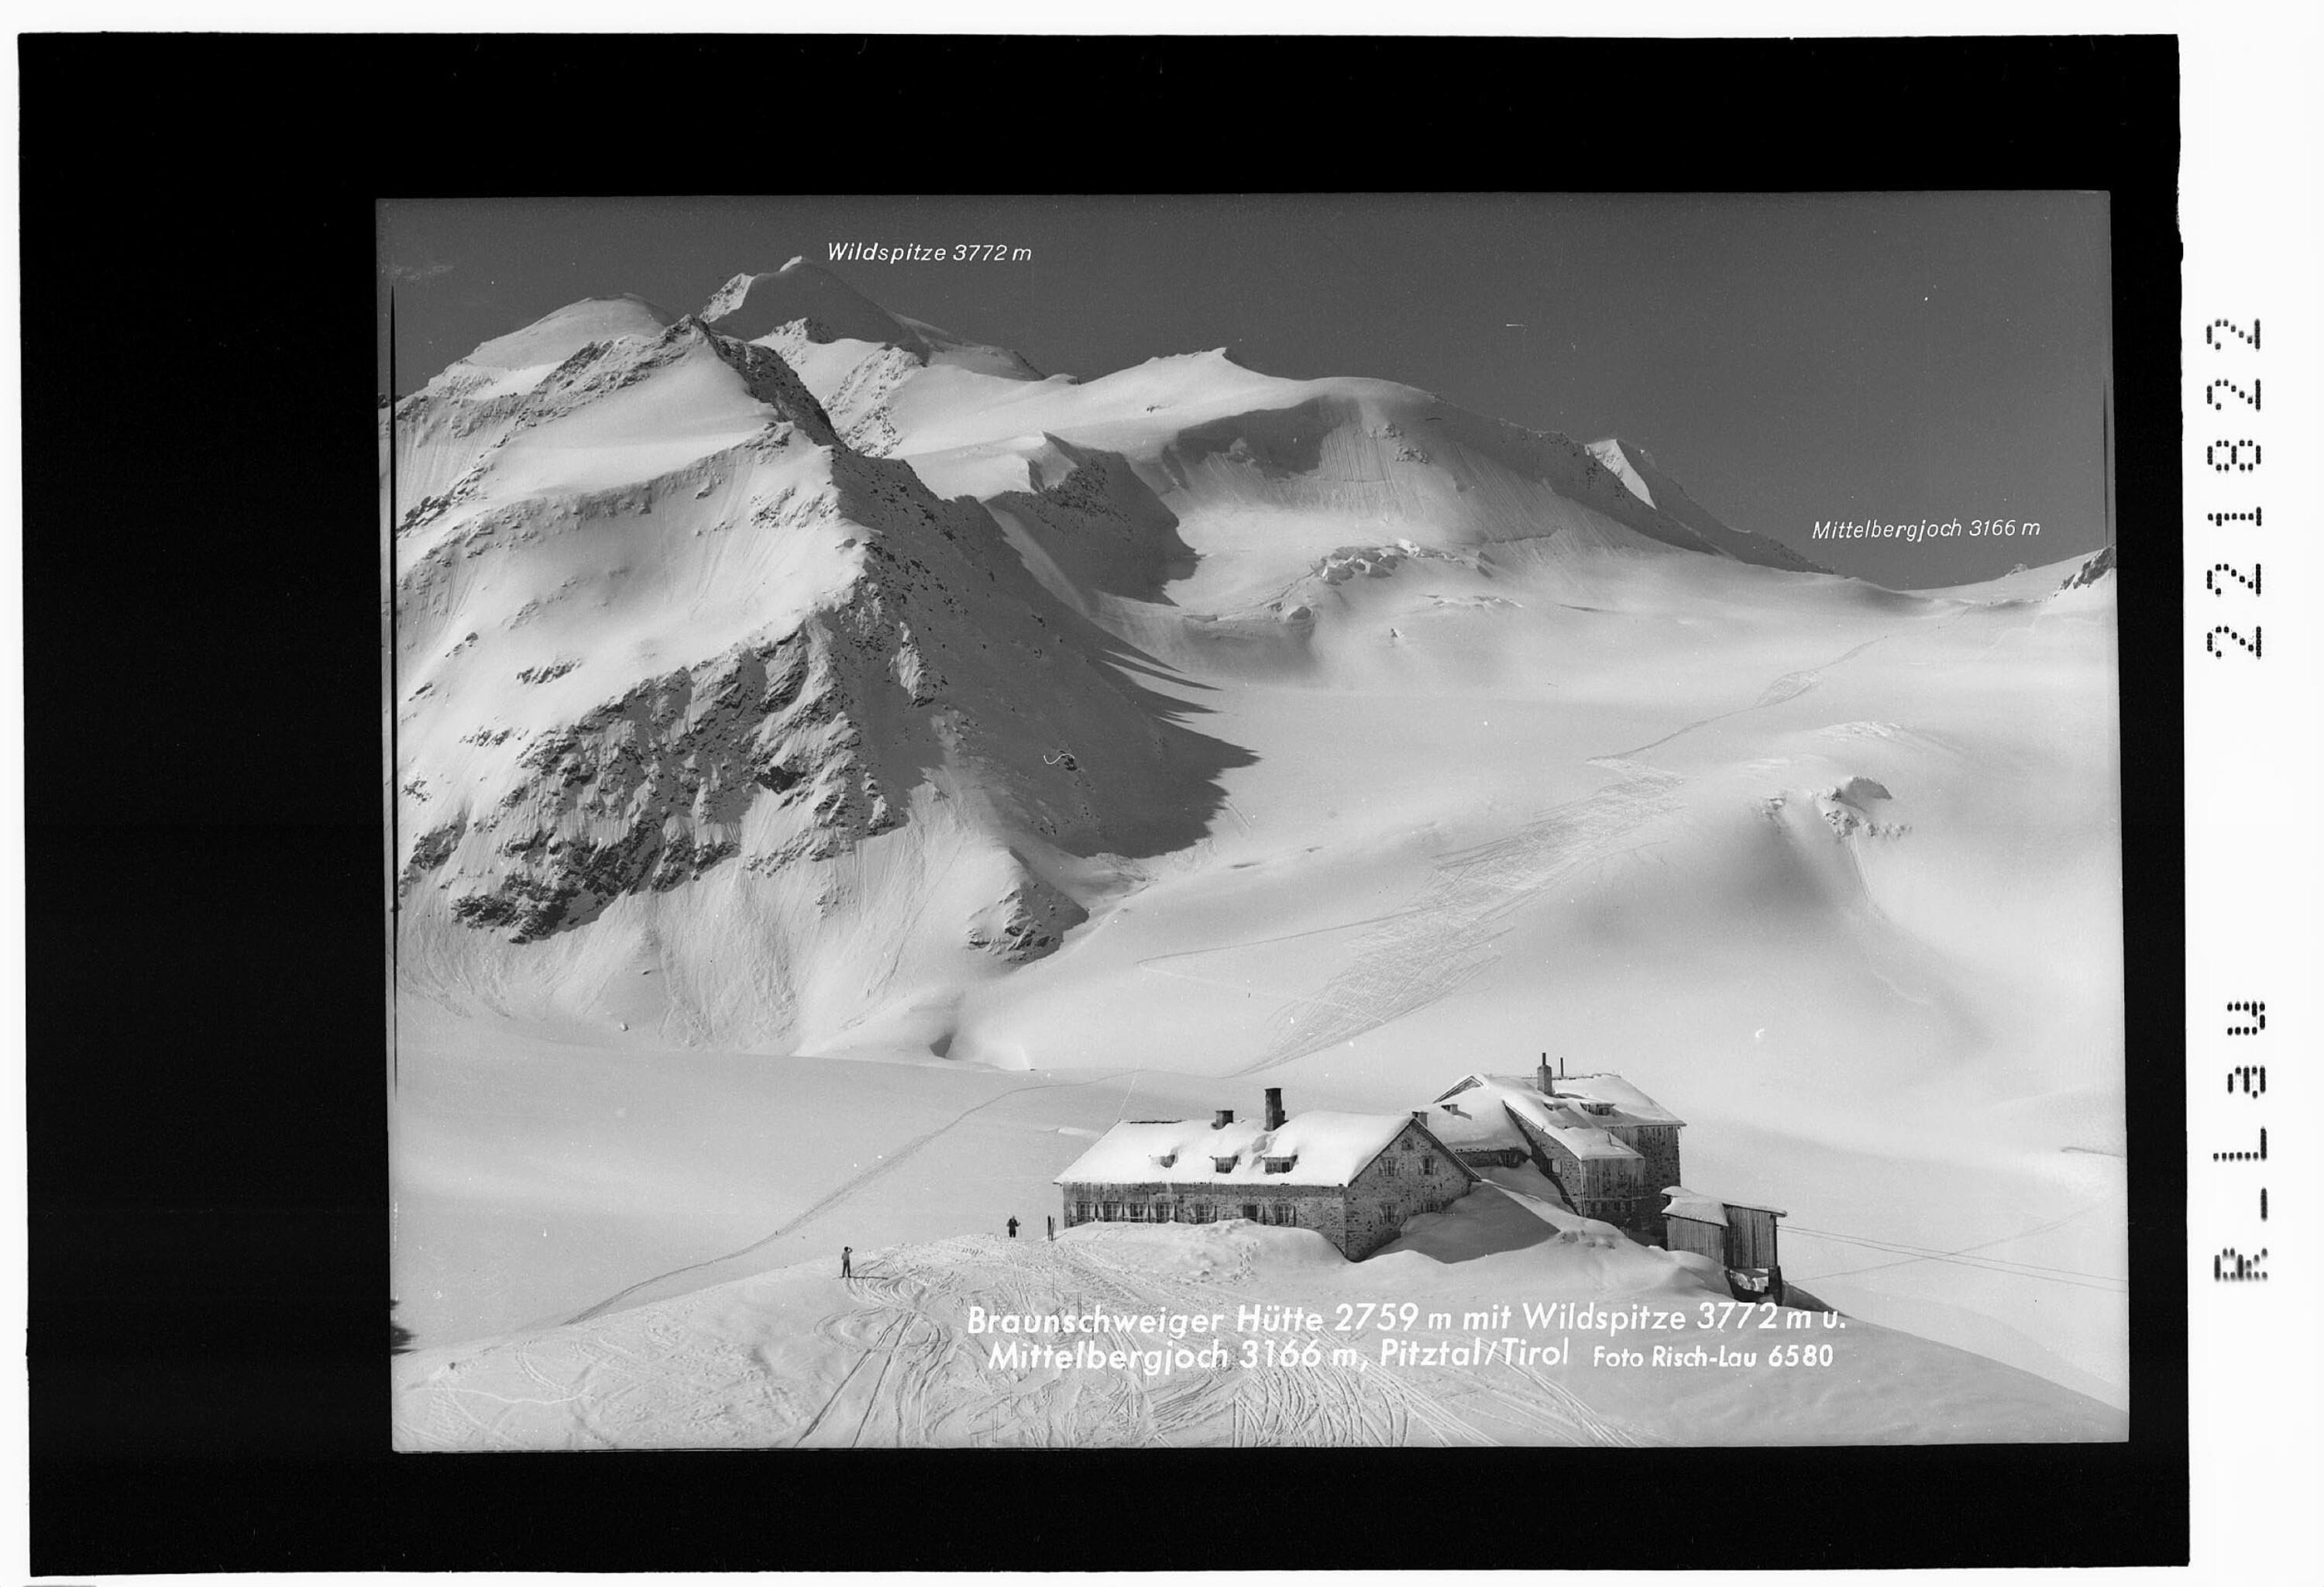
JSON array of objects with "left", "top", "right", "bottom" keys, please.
[
  {"left": 390, "top": 269, "right": 1863, "bottom": 1048},
  {"left": 459, "top": 293, "right": 676, "bottom": 373},
  {"left": 390, "top": 305, "right": 1236, "bottom": 1037},
  {"left": 703, "top": 259, "right": 933, "bottom": 354}
]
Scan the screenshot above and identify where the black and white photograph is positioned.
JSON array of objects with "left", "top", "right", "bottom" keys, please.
[
  {"left": 383, "top": 191, "right": 2129, "bottom": 1450},
  {"left": 39, "top": 18, "right": 2292, "bottom": 1577}
]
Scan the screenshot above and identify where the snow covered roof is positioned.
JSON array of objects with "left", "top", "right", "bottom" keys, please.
[
  {"left": 1425, "top": 1071, "right": 1680, "bottom": 1161},
  {"left": 1054, "top": 1111, "right": 1446, "bottom": 1188},
  {"left": 1527, "top": 1113, "right": 1643, "bottom": 1162},
  {"left": 1662, "top": 1187, "right": 1730, "bottom": 1226},
  {"left": 1495, "top": 1070, "right": 1685, "bottom": 1127},
  {"left": 1423, "top": 1077, "right": 1532, "bottom": 1154}
]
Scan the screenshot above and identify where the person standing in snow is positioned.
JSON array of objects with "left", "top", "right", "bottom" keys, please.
[
  {"left": 1006, "top": 1217, "right": 1019, "bottom": 1238},
  {"left": 840, "top": 1245, "right": 852, "bottom": 1279}
]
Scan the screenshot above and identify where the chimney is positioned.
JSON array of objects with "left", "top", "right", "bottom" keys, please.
[
  {"left": 1212, "top": 1109, "right": 1235, "bottom": 1130},
  {"left": 1538, "top": 1054, "right": 1555, "bottom": 1095},
  {"left": 1263, "top": 1088, "right": 1285, "bottom": 1131},
  {"left": 1411, "top": 1110, "right": 1429, "bottom": 1129}
]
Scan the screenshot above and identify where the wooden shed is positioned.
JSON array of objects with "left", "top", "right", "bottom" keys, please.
[
  {"left": 1661, "top": 1188, "right": 1729, "bottom": 1263},
  {"left": 1662, "top": 1186, "right": 1787, "bottom": 1303},
  {"left": 1721, "top": 1201, "right": 1786, "bottom": 1272}
]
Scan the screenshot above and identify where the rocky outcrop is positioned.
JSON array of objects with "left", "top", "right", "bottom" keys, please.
[
  {"left": 966, "top": 865, "right": 1089, "bottom": 962},
  {"left": 2058, "top": 545, "right": 2116, "bottom": 590},
  {"left": 395, "top": 315, "right": 1238, "bottom": 950}
]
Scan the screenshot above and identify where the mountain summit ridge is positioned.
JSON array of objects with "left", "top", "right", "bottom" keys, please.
[{"left": 388, "top": 265, "right": 1892, "bottom": 1049}]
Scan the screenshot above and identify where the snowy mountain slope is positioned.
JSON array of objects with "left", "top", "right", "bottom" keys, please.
[
  {"left": 394, "top": 1209, "right": 2123, "bottom": 1449},
  {"left": 798, "top": 345, "right": 1823, "bottom": 601},
  {"left": 390, "top": 312, "right": 1245, "bottom": 1050},
  {"left": 385, "top": 294, "right": 676, "bottom": 506},
  {"left": 706, "top": 256, "right": 1043, "bottom": 380},
  {"left": 1588, "top": 436, "right": 1824, "bottom": 572},
  {"left": 391, "top": 267, "right": 2123, "bottom": 1421},
  {"left": 390, "top": 270, "right": 1849, "bottom": 1049}
]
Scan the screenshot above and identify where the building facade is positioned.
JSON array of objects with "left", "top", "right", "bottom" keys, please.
[
  {"left": 1054, "top": 1090, "right": 1477, "bottom": 1261},
  {"left": 1422, "top": 1061, "right": 1686, "bottom": 1244}
]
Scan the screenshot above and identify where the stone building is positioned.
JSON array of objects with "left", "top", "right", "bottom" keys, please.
[
  {"left": 1053, "top": 1087, "right": 1477, "bottom": 1261},
  {"left": 1419, "top": 1059, "right": 1685, "bottom": 1244}
]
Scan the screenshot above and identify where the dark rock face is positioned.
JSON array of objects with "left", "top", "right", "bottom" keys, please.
[
  {"left": 405, "top": 614, "right": 922, "bottom": 942},
  {"left": 395, "top": 315, "right": 1248, "bottom": 956},
  {"left": 987, "top": 436, "right": 1198, "bottom": 603},
  {"left": 2058, "top": 544, "right": 2116, "bottom": 590},
  {"left": 967, "top": 868, "right": 1090, "bottom": 963}
]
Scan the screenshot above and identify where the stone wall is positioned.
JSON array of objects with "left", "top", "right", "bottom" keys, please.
[
  {"left": 1342, "top": 1124, "right": 1475, "bottom": 1259},
  {"left": 1060, "top": 1179, "right": 1347, "bottom": 1248}
]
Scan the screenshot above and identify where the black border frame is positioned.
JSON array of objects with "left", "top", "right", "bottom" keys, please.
[{"left": 20, "top": 32, "right": 2185, "bottom": 1573}]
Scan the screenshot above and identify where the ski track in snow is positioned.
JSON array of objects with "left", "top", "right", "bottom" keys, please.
[
  {"left": 399, "top": 1227, "right": 1644, "bottom": 1450},
  {"left": 1220, "top": 625, "right": 1937, "bottom": 1072},
  {"left": 1610, "top": 631, "right": 1902, "bottom": 760},
  {"left": 1230, "top": 762, "right": 1685, "bottom": 1073},
  {"left": 559, "top": 1072, "right": 1138, "bottom": 1327}
]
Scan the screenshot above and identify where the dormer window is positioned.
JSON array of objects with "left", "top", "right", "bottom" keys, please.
[
  {"left": 1263, "top": 1156, "right": 1296, "bottom": 1175},
  {"left": 1154, "top": 1153, "right": 1177, "bottom": 1169},
  {"left": 1212, "top": 1156, "right": 1236, "bottom": 1173}
]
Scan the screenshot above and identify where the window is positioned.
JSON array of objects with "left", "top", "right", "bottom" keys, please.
[
  {"left": 1212, "top": 1157, "right": 1236, "bottom": 1173},
  {"left": 1421, "top": 1156, "right": 1436, "bottom": 1176},
  {"left": 1263, "top": 1156, "right": 1295, "bottom": 1174},
  {"left": 1241, "top": 1203, "right": 1260, "bottom": 1222}
]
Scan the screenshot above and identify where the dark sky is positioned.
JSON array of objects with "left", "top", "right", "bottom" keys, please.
[{"left": 380, "top": 193, "right": 2112, "bottom": 590}]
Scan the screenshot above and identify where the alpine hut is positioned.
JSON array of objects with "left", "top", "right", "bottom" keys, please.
[{"left": 1054, "top": 1087, "right": 1477, "bottom": 1260}]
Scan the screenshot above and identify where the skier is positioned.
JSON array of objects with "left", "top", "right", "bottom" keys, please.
[
  {"left": 840, "top": 1245, "right": 852, "bottom": 1279},
  {"left": 1006, "top": 1217, "right": 1019, "bottom": 1239}
]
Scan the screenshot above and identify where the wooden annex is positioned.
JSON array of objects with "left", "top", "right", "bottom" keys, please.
[{"left": 1662, "top": 1186, "right": 1789, "bottom": 1303}]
